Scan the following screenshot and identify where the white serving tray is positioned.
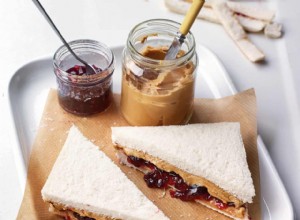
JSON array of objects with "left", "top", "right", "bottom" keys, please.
[{"left": 8, "top": 45, "right": 294, "bottom": 219}]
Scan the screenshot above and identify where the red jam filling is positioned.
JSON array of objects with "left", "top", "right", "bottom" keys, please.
[
  {"left": 127, "top": 156, "right": 235, "bottom": 210},
  {"left": 66, "top": 65, "right": 102, "bottom": 76},
  {"left": 72, "top": 212, "right": 95, "bottom": 220}
]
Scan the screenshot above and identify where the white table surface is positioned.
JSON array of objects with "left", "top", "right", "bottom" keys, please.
[{"left": 1, "top": 0, "right": 299, "bottom": 219}]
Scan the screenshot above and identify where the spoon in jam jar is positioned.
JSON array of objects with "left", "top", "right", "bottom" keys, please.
[{"left": 32, "top": 0, "right": 98, "bottom": 75}]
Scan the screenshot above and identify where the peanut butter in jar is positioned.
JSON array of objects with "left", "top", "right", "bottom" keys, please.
[{"left": 121, "top": 19, "right": 198, "bottom": 126}]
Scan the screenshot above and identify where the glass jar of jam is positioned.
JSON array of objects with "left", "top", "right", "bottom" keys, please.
[
  {"left": 53, "top": 39, "right": 114, "bottom": 115},
  {"left": 121, "top": 19, "right": 198, "bottom": 126}
]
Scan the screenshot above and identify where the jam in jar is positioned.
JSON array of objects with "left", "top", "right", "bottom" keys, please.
[{"left": 53, "top": 39, "right": 114, "bottom": 115}]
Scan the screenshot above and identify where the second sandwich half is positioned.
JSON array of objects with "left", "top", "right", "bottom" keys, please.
[{"left": 111, "top": 123, "right": 255, "bottom": 220}]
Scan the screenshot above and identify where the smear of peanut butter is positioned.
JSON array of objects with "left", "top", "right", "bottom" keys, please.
[
  {"left": 139, "top": 33, "right": 158, "bottom": 44},
  {"left": 141, "top": 46, "right": 185, "bottom": 60}
]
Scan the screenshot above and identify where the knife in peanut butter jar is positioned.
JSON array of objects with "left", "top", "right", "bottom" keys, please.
[{"left": 165, "top": 0, "right": 205, "bottom": 60}]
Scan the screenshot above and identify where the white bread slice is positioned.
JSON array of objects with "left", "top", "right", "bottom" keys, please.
[
  {"left": 226, "top": 1, "right": 275, "bottom": 22},
  {"left": 42, "top": 125, "right": 169, "bottom": 220},
  {"left": 111, "top": 123, "right": 255, "bottom": 204}
]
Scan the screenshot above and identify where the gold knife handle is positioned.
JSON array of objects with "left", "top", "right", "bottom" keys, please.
[{"left": 179, "top": 0, "right": 205, "bottom": 35}]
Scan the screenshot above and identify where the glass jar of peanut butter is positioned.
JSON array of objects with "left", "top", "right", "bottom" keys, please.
[{"left": 121, "top": 19, "right": 198, "bottom": 126}]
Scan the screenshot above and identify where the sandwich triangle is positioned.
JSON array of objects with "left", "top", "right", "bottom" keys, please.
[
  {"left": 111, "top": 123, "right": 255, "bottom": 203},
  {"left": 42, "top": 125, "right": 168, "bottom": 220}
]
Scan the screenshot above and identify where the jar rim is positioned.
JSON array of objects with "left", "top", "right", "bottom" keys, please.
[
  {"left": 127, "top": 19, "right": 196, "bottom": 67},
  {"left": 53, "top": 39, "right": 115, "bottom": 85}
]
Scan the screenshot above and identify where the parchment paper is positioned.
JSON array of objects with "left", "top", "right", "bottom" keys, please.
[{"left": 17, "top": 89, "right": 260, "bottom": 220}]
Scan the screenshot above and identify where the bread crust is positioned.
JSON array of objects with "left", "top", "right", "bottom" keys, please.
[
  {"left": 211, "top": 1, "right": 265, "bottom": 62},
  {"left": 115, "top": 146, "right": 248, "bottom": 219}
]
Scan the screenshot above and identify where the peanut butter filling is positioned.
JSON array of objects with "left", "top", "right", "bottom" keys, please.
[
  {"left": 121, "top": 46, "right": 195, "bottom": 126},
  {"left": 196, "top": 200, "right": 246, "bottom": 219},
  {"left": 47, "top": 202, "right": 117, "bottom": 220}
]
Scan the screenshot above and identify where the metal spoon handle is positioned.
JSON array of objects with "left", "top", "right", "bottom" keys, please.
[{"left": 32, "top": 0, "right": 89, "bottom": 67}]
